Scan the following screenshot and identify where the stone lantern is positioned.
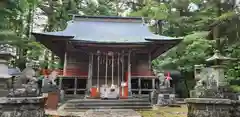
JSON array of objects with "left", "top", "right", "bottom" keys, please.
[
  {"left": 0, "top": 46, "right": 14, "bottom": 97},
  {"left": 206, "top": 50, "right": 235, "bottom": 87},
  {"left": 185, "top": 50, "right": 238, "bottom": 117}
]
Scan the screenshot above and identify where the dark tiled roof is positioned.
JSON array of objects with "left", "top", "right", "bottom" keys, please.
[{"left": 32, "top": 16, "right": 181, "bottom": 43}]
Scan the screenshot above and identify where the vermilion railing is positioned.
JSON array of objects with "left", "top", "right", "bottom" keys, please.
[{"left": 41, "top": 69, "right": 156, "bottom": 78}]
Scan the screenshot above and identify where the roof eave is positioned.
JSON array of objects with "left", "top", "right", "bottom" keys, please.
[
  {"left": 32, "top": 32, "right": 74, "bottom": 39},
  {"left": 145, "top": 37, "right": 183, "bottom": 41},
  {"left": 70, "top": 40, "right": 153, "bottom": 45}
]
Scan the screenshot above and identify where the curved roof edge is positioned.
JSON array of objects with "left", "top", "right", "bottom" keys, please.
[
  {"left": 32, "top": 32, "right": 74, "bottom": 38},
  {"left": 32, "top": 31, "right": 183, "bottom": 44}
]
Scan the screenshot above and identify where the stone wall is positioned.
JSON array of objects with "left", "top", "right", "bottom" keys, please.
[
  {"left": 0, "top": 97, "right": 45, "bottom": 117},
  {"left": 185, "top": 98, "right": 240, "bottom": 117}
]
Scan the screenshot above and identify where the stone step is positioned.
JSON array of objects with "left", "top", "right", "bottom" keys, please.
[
  {"left": 66, "top": 102, "right": 151, "bottom": 107},
  {"left": 64, "top": 105, "right": 153, "bottom": 110},
  {"left": 66, "top": 99, "right": 150, "bottom": 104},
  {"left": 64, "top": 99, "right": 152, "bottom": 110}
]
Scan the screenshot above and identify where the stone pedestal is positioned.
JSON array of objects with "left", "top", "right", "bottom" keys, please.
[
  {"left": 234, "top": 101, "right": 240, "bottom": 117},
  {"left": 185, "top": 98, "right": 232, "bottom": 117},
  {"left": 155, "top": 87, "right": 176, "bottom": 106},
  {"left": 0, "top": 97, "right": 45, "bottom": 117}
]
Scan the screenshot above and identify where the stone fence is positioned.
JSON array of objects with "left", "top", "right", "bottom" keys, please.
[{"left": 185, "top": 98, "right": 240, "bottom": 117}]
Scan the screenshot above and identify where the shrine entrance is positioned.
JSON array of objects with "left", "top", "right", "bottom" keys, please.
[
  {"left": 87, "top": 49, "right": 132, "bottom": 99},
  {"left": 91, "top": 51, "right": 127, "bottom": 89}
]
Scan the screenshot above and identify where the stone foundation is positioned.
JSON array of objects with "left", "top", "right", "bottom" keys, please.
[
  {"left": 185, "top": 98, "right": 240, "bottom": 117},
  {"left": 0, "top": 97, "right": 45, "bottom": 117}
]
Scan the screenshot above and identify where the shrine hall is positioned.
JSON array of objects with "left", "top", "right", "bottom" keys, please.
[{"left": 32, "top": 15, "right": 182, "bottom": 99}]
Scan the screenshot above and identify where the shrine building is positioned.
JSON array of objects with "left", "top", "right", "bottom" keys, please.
[{"left": 32, "top": 16, "right": 182, "bottom": 98}]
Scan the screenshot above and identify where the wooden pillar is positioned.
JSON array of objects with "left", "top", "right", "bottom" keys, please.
[
  {"left": 148, "top": 53, "right": 151, "bottom": 70},
  {"left": 152, "top": 79, "right": 155, "bottom": 89},
  {"left": 58, "top": 76, "right": 63, "bottom": 90},
  {"left": 97, "top": 51, "right": 100, "bottom": 89},
  {"left": 63, "top": 51, "right": 68, "bottom": 76},
  {"left": 138, "top": 78, "right": 141, "bottom": 95},
  {"left": 117, "top": 53, "right": 120, "bottom": 86},
  {"left": 121, "top": 51, "right": 124, "bottom": 96},
  {"left": 63, "top": 42, "right": 68, "bottom": 76},
  {"left": 87, "top": 53, "right": 93, "bottom": 90},
  {"left": 111, "top": 53, "right": 114, "bottom": 85},
  {"left": 74, "top": 77, "right": 77, "bottom": 95},
  {"left": 105, "top": 53, "right": 108, "bottom": 85},
  {"left": 127, "top": 50, "right": 132, "bottom": 95},
  {"left": 121, "top": 51, "right": 124, "bottom": 82}
]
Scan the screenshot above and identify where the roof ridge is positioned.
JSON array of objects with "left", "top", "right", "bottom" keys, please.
[{"left": 71, "top": 15, "right": 143, "bottom": 21}]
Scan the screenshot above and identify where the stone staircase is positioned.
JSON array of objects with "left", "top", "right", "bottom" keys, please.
[{"left": 63, "top": 98, "right": 152, "bottom": 111}]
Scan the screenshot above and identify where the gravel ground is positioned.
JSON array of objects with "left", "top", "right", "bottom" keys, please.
[
  {"left": 83, "top": 109, "right": 141, "bottom": 117},
  {"left": 46, "top": 108, "right": 141, "bottom": 117}
]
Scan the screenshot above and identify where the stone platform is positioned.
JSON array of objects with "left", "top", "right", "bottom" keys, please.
[
  {"left": 185, "top": 98, "right": 240, "bottom": 117},
  {"left": 62, "top": 98, "right": 152, "bottom": 111},
  {"left": 0, "top": 97, "right": 45, "bottom": 117}
]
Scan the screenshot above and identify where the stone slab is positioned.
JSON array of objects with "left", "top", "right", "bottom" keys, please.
[
  {"left": 0, "top": 96, "right": 44, "bottom": 104},
  {"left": 185, "top": 98, "right": 232, "bottom": 104},
  {"left": 45, "top": 109, "right": 85, "bottom": 117},
  {"left": 51, "top": 104, "right": 141, "bottom": 117}
]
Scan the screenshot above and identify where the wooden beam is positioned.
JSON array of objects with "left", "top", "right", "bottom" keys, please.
[{"left": 71, "top": 42, "right": 148, "bottom": 48}]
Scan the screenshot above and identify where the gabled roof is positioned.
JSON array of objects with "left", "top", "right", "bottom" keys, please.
[{"left": 32, "top": 15, "right": 181, "bottom": 43}]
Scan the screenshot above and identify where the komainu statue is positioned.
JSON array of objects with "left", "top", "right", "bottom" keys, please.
[{"left": 8, "top": 64, "right": 40, "bottom": 97}]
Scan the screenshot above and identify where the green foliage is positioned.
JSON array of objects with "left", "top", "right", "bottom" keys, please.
[
  {"left": 230, "top": 85, "right": 240, "bottom": 92},
  {"left": 153, "top": 31, "right": 214, "bottom": 72},
  {"left": 0, "top": 0, "right": 43, "bottom": 69}
]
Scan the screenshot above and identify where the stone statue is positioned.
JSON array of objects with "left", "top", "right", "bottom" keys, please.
[
  {"left": 8, "top": 63, "right": 40, "bottom": 97},
  {"left": 164, "top": 76, "right": 172, "bottom": 88},
  {"left": 157, "top": 72, "right": 165, "bottom": 87}
]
